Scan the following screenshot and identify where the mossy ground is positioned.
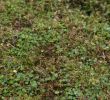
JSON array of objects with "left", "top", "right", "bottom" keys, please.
[{"left": 0, "top": 0, "right": 110, "bottom": 99}]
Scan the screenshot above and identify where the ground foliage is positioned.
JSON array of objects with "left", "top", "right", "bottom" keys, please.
[{"left": 0, "top": 0, "right": 110, "bottom": 99}]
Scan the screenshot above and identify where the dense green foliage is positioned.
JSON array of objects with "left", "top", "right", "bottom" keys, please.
[{"left": 0, "top": 0, "right": 110, "bottom": 99}]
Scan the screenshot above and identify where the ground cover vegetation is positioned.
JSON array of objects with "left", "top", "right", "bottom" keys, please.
[{"left": 0, "top": 0, "right": 110, "bottom": 99}]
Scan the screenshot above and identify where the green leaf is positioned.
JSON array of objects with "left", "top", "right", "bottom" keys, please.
[{"left": 30, "top": 80, "right": 37, "bottom": 87}]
